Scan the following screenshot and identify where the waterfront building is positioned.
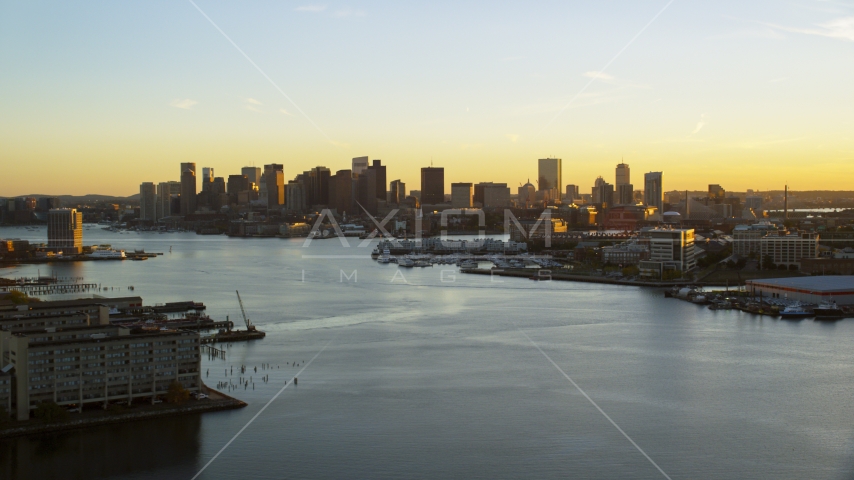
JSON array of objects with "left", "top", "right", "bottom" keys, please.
[
  {"left": 745, "top": 276, "right": 854, "bottom": 305},
  {"left": 156, "top": 182, "right": 178, "bottom": 219},
  {"left": 180, "top": 168, "right": 197, "bottom": 215},
  {"left": 602, "top": 241, "right": 649, "bottom": 265},
  {"left": 538, "top": 158, "right": 562, "bottom": 199},
  {"left": 139, "top": 182, "right": 157, "bottom": 222},
  {"left": 421, "top": 167, "right": 445, "bottom": 205},
  {"left": 638, "top": 227, "right": 696, "bottom": 277},
  {"left": 47, "top": 208, "right": 83, "bottom": 254},
  {"left": 451, "top": 183, "right": 474, "bottom": 208},
  {"left": 759, "top": 231, "right": 818, "bottom": 269},
  {"left": 0, "top": 297, "right": 142, "bottom": 320},
  {"left": 644, "top": 172, "right": 663, "bottom": 211},
  {"left": 1, "top": 324, "right": 201, "bottom": 421}
]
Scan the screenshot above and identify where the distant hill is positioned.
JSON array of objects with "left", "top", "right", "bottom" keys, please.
[{"left": 1, "top": 194, "right": 139, "bottom": 203}]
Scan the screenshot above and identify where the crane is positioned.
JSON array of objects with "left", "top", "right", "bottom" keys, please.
[{"left": 235, "top": 290, "right": 256, "bottom": 331}]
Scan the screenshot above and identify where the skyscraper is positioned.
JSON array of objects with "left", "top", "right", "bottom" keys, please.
[
  {"left": 616, "top": 184, "right": 634, "bottom": 205},
  {"left": 538, "top": 158, "right": 562, "bottom": 199},
  {"left": 421, "top": 167, "right": 445, "bottom": 205},
  {"left": 389, "top": 180, "right": 406, "bottom": 205},
  {"left": 201, "top": 167, "right": 214, "bottom": 192},
  {"left": 352, "top": 156, "right": 369, "bottom": 176},
  {"left": 367, "top": 160, "right": 386, "bottom": 204},
  {"left": 565, "top": 184, "right": 579, "bottom": 201},
  {"left": 156, "top": 181, "right": 178, "bottom": 219},
  {"left": 180, "top": 168, "right": 197, "bottom": 215},
  {"left": 263, "top": 164, "right": 285, "bottom": 208},
  {"left": 330, "top": 169, "right": 354, "bottom": 214},
  {"left": 592, "top": 176, "right": 614, "bottom": 207},
  {"left": 47, "top": 208, "right": 83, "bottom": 254},
  {"left": 615, "top": 162, "right": 630, "bottom": 187},
  {"left": 139, "top": 182, "right": 157, "bottom": 222},
  {"left": 644, "top": 172, "right": 663, "bottom": 211},
  {"left": 242, "top": 166, "right": 261, "bottom": 186}
]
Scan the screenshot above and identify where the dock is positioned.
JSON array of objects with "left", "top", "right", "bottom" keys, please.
[{"left": 200, "top": 330, "right": 266, "bottom": 344}]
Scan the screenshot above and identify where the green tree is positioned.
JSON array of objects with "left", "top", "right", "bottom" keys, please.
[
  {"left": 166, "top": 380, "right": 190, "bottom": 405},
  {"left": 34, "top": 401, "right": 69, "bottom": 423}
]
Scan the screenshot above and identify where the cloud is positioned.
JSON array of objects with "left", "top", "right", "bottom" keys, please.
[
  {"left": 691, "top": 114, "right": 707, "bottom": 135},
  {"left": 767, "top": 16, "right": 854, "bottom": 41},
  {"left": 334, "top": 8, "right": 365, "bottom": 18},
  {"left": 584, "top": 71, "right": 615, "bottom": 82},
  {"left": 246, "top": 98, "right": 262, "bottom": 105},
  {"left": 295, "top": 5, "right": 326, "bottom": 12},
  {"left": 280, "top": 108, "right": 293, "bottom": 116},
  {"left": 245, "top": 105, "right": 262, "bottom": 112},
  {"left": 170, "top": 99, "right": 197, "bottom": 110},
  {"left": 506, "top": 134, "right": 519, "bottom": 142}
]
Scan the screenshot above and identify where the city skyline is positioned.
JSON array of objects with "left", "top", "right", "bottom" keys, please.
[{"left": 2, "top": 1, "right": 853, "bottom": 195}]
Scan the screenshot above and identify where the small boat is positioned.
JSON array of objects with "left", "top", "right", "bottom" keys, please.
[
  {"left": 460, "top": 260, "right": 478, "bottom": 270},
  {"left": 813, "top": 301, "right": 844, "bottom": 320},
  {"left": 414, "top": 260, "right": 431, "bottom": 267},
  {"left": 371, "top": 248, "right": 380, "bottom": 260},
  {"left": 779, "top": 304, "right": 812, "bottom": 319},
  {"left": 399, "top": 258, "right": 415, "bottom": 268}
]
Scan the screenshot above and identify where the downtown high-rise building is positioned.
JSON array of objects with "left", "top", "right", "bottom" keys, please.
[
  {"left": 538, "top": 158, "right": 562, "bottom": 199},
  {"left": 47, "top": 208, "right": 83, "bottom": 254},
  {"left": 242, "top": 167, "right": 261, "bottom": 186},
  {"left": 644, "top": 172, "right": 663, "bottom": 211},
  {"left": 352, "top": 156, "right": 369, "bottom": 176},
  {"left": 421, "top": 167, "right": 445, "bottom": 205},
  {"left": 139, "top": 182, "right": 157, "bottom": 222},
  {"left": 329, "top": 169, "right": 354, "bottom": 214},
  {"left": 615, "top": 162, "right": 630, "bottom": 187},
  {"left": 263, "top": 164, "right": 285, "bottom": 208},
  {"left": 156, "top": 181, "right": 179, "bottom": 219},
  {"left": 389, "top": 180, "right": 406, "bottom": 205},
  {"left": 201, "top": 167, "right": 214, "bottom": 192},
  {"left": 180, "top": 167, "right": 197, "bottom": 215}
]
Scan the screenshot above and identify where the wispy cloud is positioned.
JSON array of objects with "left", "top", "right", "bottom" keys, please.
[
  {"left": 583, "top": 71, "right": 615, "bottom": 82},
  {"left": 280, "top": 108, "right": 293, "bottom": 116},
  {"left": 506, "top": 134, "right": 519, "bottom": 142},
  {"left": 767, "top": 16, "right": 854, "bottom": 41},
  {"left": 246, "top": 98, "right": 262, "bottom": 105},
  {"left": 170, "top": 99, "right": 197, "bottom": 110},
  {"left": 334, "top": 7, "right": 365, "bottom": 18},
  {"left": 295, "top": 5, "right": 326, "bottom": 12},
  {"left": 691, "top": 113, "right": 707, "bottom": 135}
]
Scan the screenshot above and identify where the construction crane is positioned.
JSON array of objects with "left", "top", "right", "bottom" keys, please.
[{"left": 235, "top": 290, "right": 256, "bottom": 332}]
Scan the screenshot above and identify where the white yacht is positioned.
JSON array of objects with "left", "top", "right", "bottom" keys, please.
[{"left": 88, "top": 249, "right": 126, "bottom": 259}]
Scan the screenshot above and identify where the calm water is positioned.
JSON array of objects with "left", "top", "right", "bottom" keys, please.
[{"left": 2, "top": 226, "right": 854, "bottom": 479}]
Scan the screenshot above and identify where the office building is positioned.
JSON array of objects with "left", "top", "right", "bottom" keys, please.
[
  {"left": 329, "top": 170, "right": 354, "bottom": 214},
  {"left": 180, "top": 168, "right": 197, "bottom": 215},
  {"left": 1, "top": 324, "right": 201, "bottom": 421},
  {"left": 47, "top": 209, "right": 83, "bottom": 254},
  {"left": 451, "top": 183, "right": 474, "bottom": 208},
  {"left": 538, "top": 158, "right": 562, "bottom": 199},
  {"left": 745, "top": 195, "right": 763, "bottom": 211},
  {"left": 352, "top": 156, "right": 369, "bottom": 176},
  {"left": 591, "top": 177, "right": 614, "bottom": 207},
  {"left": 139, "top": 182, "right": 157, "bottom": 222},
  {"left": 616, "top": 184, "right": 634, "bottom": 205},
  {"left": 639, "top": 228, "right": 696, "bottom": 277},
  {"left": 760, "top": 231, "right": 819, "bottom": 268},
  {"left": 242, "top": 167, "right": 261, "bottom": 186},
  {"left": 389, "top": 180, "right": 406, "bottom": 205},
  {"left": 565, "top": 184, "right": 579, "bottom": 201},
  {"left": 156, "top": 181, "right": 179, "bottom": 219},
  {"left": 644, "top": 172, "right": 663, "bottom": 211},
  {"left": 201, "top": 167, "right": 214, "bottom": 192},
  {"left": 708, "top": 184, "right": 725, "bottom": 201},
  {"left": 286, "top": 181, "right": 306, "bottom": 213},
  {"left": 367, "top": 160, "right": 386, "bottom": 205},
  {"left": 519, "top": 181, "right": 536, "bottom": 206},
  {"left": 263, "top": 164, "right": 285, "bottom": 208},
  {"left": 482, "top": 183, "right": 511, "bottom": 208},
  {"left": 227, "top": 175, "right": 251, "bottom": 204},
  {"left": 421, "top": 167, "right": 445, "bottom": 205}
]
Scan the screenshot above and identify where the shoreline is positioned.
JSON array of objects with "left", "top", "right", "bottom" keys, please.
[
  {"left": 462, "top": 267, "right": 701, "bottom": 287},
  {"left": 0, "top": 386, "right": 246, "bottom": 440}
]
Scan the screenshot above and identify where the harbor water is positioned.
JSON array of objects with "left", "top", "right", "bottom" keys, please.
[{"left": 2, "top": 226, "right": 854, "bottom": 479}]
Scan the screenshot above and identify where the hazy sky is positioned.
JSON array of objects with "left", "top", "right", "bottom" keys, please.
[{"left": 1, "top": 1, "right": 852, "bottom": 196}]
